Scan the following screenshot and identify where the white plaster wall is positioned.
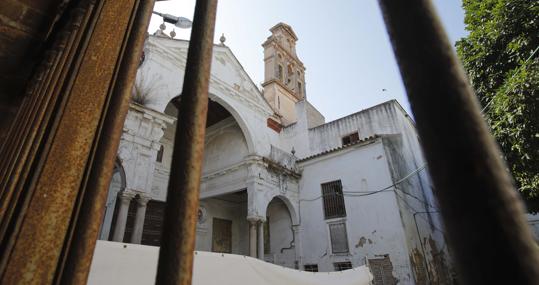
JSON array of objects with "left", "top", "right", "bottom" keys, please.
[
  {"left": 288, "top": 100, "right": 448, "bottom": 283},
  {"left": 298, "top": 140, "right": 414, "bottom": 284}
]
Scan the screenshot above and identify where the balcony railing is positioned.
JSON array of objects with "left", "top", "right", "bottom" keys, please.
[{"left": 269, "top": 145, "right": 297, "bottom": 172}]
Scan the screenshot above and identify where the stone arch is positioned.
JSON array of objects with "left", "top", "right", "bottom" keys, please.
[
  {"left": 165, "top": 93, "right": 256, "bottom": 155},
  {"left": 208, "top": 93, "right": 256, "bottom": 154},
  {"left": 99, "top": 160, "right": 126, "bottom": 240},
  {"left": 115, "top": 158, "right": 127, "bottom": 190},
  {"left": 263, "top": 194, "right": 299, "bottom": 226}
]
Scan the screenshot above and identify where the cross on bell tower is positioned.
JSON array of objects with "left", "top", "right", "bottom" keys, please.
[{"left": 262, "top": 23, "right": 306, "bottom": 125}]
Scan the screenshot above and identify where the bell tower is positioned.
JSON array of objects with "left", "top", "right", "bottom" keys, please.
[{"left": 262, "top": 23, "right": 305, "bottom": 125}]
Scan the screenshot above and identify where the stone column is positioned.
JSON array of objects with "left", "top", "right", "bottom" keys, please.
[
  {"left": 258, "top": 221, "right": 264, "bottom": 260},
  {"left": 249, "top": 220, "right": 257, "bottom": 258},
  {"left": 130, "top": 195, "right": 150, "bottom": 244},
  {"left": 112, "top": 191, "right": 134, "bottom": 242}
]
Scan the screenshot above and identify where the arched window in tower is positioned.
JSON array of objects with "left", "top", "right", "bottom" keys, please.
[
  {"left": 287, "top": 64, "right": 293, "bottom": 84},
  {"left": 297, "top": 82, "right": 302, "bottom": 96},
  {"left": 277, "top": 65, "right": 283, "bottom": 81}
]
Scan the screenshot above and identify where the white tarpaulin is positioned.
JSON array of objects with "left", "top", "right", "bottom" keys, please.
[{"left": 88, "top": 240, "right": 373, "bottom": 285}]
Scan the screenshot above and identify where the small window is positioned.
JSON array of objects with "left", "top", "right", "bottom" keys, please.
[
  {"left": 156, "top": 145, "right": 164, "bottom": 162},
  {"left": 278, "top": 65, "right": 283, "bottom": 81},
  {"left": 329, "top": 222, "right": 349, "bottom": 254},
  {"left": 334, "top": 261, "right": 353, "bottom": 271},
  {"left": 304, "top": 264, "right": 319, "bottom": 272},
  {"left": 341, "top": 132, "right": 359, "bottom": 145},
  {"left": 297, "top": 82, "right": 302, "bottom": 95},
  {"left": 321, "top": 180, "right": 346, "bottom": 219},
  {"left": 277, "top": 96, "right": 280, "bottom": 109}
]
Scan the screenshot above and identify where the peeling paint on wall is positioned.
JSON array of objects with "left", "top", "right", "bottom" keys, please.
[
  {"left": 369, "top": 255, "right": 397, "bottom": 285},
  {"left": 410, "top": 248, "right": 427, "bottom": 285},
  {"left": 426, "top": 236, "right": 453, "bottom": 285},
  {"left": 356, "top": 237, "right": 367, "bottom": 248}
]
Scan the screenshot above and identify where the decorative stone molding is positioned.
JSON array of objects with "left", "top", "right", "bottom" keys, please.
[{"left": 119, "top": 103, "right": 174, "bottom": 194}]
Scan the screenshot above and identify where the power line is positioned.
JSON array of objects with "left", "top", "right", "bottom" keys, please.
[{"left": 299, "top": 163, "right": 428, "bottom": 201}]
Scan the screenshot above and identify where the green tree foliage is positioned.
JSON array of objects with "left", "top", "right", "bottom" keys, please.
[{"left": 456, "top": 0, "right": 539, "bottom": 211}]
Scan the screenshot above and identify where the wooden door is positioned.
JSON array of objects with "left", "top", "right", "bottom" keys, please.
[
  {"left": 142, "top": 200, "right": 166, "bottom": 246},
  {"left": 212, "top": 218, "right": 232, "bottom": 253}
]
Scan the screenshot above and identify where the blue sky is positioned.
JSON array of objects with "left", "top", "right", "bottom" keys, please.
[{"left": 148, "top": 1, "right": 467, "bottom": 121}]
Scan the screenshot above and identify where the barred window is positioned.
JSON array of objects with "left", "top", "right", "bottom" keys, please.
[
  {"left": 304, "top": 264, "right": 319, "bottom": 272},
  {"left": 329, "top": 222, "right": 349, "bottom": 254},
  {"left": 342, "top": 132, "right": 359, "bottom": 145},
  {"left": 321, "top": 180, "right": 346, "bottom": 219},
  {"left": 334, "top": 261, "right": 353, "bottom": 271}
]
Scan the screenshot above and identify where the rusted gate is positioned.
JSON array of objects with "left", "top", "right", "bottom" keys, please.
[{"left": 0, "top": 0, "right": 538, "bottom": 285}]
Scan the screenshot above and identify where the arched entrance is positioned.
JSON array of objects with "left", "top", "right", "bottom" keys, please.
[
  {"left": 122, "top": 96, "right": 255, "bottom": 253},
  {"left": 99, "top": 161, "right": 126, "bottom": 240},
  {"left": 160, "top": 95, "right": 252, "bottom": 177},
  {"left": 264, "top": 196, "right": 296, "bottom": 267}
]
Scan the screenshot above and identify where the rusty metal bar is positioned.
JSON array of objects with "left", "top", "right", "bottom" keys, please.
[
  {"left": 0, "top": 0, "right": 99, "bottom": 248},
  {"left": 377, "top": 0, "right": 539, "bottom": 284},
  {"left": 155, "top": 0, "right": 217, "bottom": 284},
  {"left": 0, "top": 0, "right": 101, "bottom": 273},
  {"left": 0, "top": 0, "right": 138, "bottom": 283},
  {"left": 58, "top": 1, "right": 155, "bottom": 284},
  {"left": 61, "top": 0, "right": 155, "bottom": 284}
]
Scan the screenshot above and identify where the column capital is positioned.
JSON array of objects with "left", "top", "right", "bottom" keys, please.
[
  {"left": 135, "top": 194, "right": 151, "bottom": 206},
  {"left": 247, "top": 215, "right": 266, "bottom": 223},
  {"left": 118, "top": 191, "right": 136, "bottom": 201}
]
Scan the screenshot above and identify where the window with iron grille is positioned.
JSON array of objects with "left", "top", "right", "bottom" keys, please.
[
  {"left": 329, "top": 222, "right": 349, "bottom": 254},
  {"left": 321, "top": 180, "right": 346, "bottom": 219},
  {"left": 304, "top": 264, "right": 319, "bottom": 272},
  {"left": 334, "top": 261, "right": 353, "bottom": 271},
  {"left": 342, "top": 132, "right": 359, "bottom": 145}
]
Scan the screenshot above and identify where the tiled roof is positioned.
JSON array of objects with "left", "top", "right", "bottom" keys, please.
[{"left": 296, "top": 135, "right": 380, "bottom": 163}]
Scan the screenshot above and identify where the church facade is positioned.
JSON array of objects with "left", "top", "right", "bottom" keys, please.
[{"left": 99, "top": 23, "right": 454, "bottom": 284}]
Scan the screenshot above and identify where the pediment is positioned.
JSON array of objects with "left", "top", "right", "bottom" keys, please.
[{"left": 145, "top": 36, "right": 274, "bottom": 116}]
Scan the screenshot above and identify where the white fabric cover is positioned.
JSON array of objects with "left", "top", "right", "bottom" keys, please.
[{"left": 88, "top": 240, "right": 372, "bottom": 285}]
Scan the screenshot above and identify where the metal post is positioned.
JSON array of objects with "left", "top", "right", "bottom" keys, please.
[
  {"left": 155, "top": 1, "right": 217, "bottom": 284},
  {"left": 377, "top": 0, "right": 539, "bottom": 284},
  {"left": 59, "top": 1, "right": 155, "bottom": 283}
]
